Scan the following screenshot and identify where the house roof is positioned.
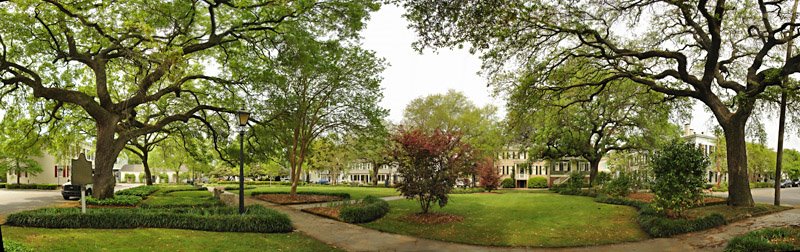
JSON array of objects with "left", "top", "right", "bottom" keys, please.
[{"left": 120, "top": 164, "right": 144, "bottom": 172}]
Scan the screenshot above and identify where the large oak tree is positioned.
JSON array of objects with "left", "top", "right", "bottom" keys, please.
[
  {"left": 398, "top": 0, "right": 800, "bottom": 206},
  {"left": 0, "top": 0, "right": 378, "bottom": 198}
]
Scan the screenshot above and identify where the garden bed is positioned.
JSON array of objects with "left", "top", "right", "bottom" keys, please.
[
  {"left": 303, "top": 206, "right": 343, "bottom": 220},
  {"left": 255, "top": 194, "right": 344, "bottom": 204}
]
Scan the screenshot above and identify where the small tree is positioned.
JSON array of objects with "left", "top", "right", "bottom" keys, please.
[
  {"left": 391, "top": 128, "right": 473, "bottom": 213},
  {"left": 651, "top": 141, "right": 709, "bottom": 217},
  {"left": 476, "top": 157, "right": 500, "bottom": 191}
]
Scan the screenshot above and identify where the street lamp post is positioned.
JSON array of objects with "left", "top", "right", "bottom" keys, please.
[{"left": 237, "top": 109, "right": 250, "bottom": 214}]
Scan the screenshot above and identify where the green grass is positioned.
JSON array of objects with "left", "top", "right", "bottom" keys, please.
[
  {"left": 684, "top": 203, "right": 790, "bottom": 222},
  {"left": 362, "top": 191, "right": 648, "bottom": 247},
  {"left": 241, "top": 185, "right": 399, "bottom": 200},
  {"left": 140, "top": 189, "right": 221, "bottom": 208},
  {"left": 2, "top": 226, "right": 341, "bottom": 252}
]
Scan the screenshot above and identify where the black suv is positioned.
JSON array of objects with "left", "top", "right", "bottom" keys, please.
[{"left": 61, "top": 183, "right": 92, "bottom": 200}]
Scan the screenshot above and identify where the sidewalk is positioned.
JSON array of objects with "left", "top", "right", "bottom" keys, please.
[{"left": 245, "top": 195, "right": 800, "bottom": 252}]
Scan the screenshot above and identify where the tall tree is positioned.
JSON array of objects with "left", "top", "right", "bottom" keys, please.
[
  {"left": 125, "top": 132, "right": 168, "bottom": 185},
  {"left": 0, "top": 0, "right": 379, "bottom": 199},
  {"left": 248, "top": 30, "right": 387, "bottom": 196},
  {"left": 0, "top": 109, "right": 44, "bottom": 184},
  {"left": 352, "top": 121, "right": 393, "bottom": 186},
  {"left": 308, "top": 134, "right": 355, "bottom": 185},
  {"left": 397, "top": 0, "right": 800, "bottom": 206},
  {"left": 507, "top": 62, "right": 681, "bottom": 186}
]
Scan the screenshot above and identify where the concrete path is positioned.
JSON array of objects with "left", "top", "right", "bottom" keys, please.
[{"left": 245, "top": 196, "right": 800, "bottom": 252}]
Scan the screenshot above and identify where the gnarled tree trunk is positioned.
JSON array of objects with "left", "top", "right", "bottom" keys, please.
[
  {"left": 721, "top": 120, "right": 755, "bottom": 207},
  {"left": 142, "top": 153, "right": 153, "bottom": 186},
  {"left": 93, "top": 121, "right": 125, "bottom": 199},
  {"left": 588, "top": 158, "right": 601, "bottom": 187}
]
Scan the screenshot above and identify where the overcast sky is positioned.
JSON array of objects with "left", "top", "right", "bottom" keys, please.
[{"left": 359, "top": 5, "right": 800, "bottom": 151}]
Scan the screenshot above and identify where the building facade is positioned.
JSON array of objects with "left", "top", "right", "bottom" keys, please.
[{"left": 495, "top": 148, "right": 609, "bottom": 188}]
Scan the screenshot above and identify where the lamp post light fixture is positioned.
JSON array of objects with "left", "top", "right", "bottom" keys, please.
[{"left": 237, "top": 109, "right": 250, "bottom": 214}]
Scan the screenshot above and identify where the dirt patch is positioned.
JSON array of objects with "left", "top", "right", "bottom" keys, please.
[
  {"left": 626, "top": 192, "right": 727, "bottom": 205},
  {"left": 303, "top": 206, "right": 342, "bottom": 220},
  {"left": 402, "top": 212, "right": 464, "bottom": 224},
  {"left": 255, "top": 194, "right": 343, "bottom": 205}
]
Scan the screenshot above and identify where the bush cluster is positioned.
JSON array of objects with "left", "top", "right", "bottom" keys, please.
[
  {"left": 115, "top": 185, "right": 160, "bottom": 198},
  {"left": 449, "top": 187, "right": 486, "bottom": 194},
  {"left": 87, "top": 195, "right": 143, "bottom": 206},
  {"left": 603, "top": 173, "right": 632, "bottom": 197},
  {"left": 5, "top": 184, "right": 58, "bottom": 190},
  {"left": 527, "top": 177, "right": 548, "bottom": 188},
  {"left": 339, "top": 196, "right": 390, "bottom": 223},
  {"left": 222, "top": 185, "right": 257, "bottom": 191},
  {"left": 5, "top": 205, "right": 292, "bottom": 233},
  {"left": 594, "top": 196, "right": 727, "bottom": 237},
  {"left": 724, "top": 227, "right": 799, "bottom": 252},
  {"left": 0, "top": 183, "right": 6, "bottom": 188},
  {"left": 124, "top": 174, "right": 137, "bottom": 183},
  {"left": 156, "top": 185, "right": 208, "bottom": 194},
  {"left": 650, "top": 141, "right": 708, "bottom": 216},
  {"left": 500, "top": 178, "right": 515, "bottom": 188},
  {"left": 749, "top": 182, "right": 772, "bottom": 189},
  {"left": 711, "top": 182, "right": 728, "bottom": 192},
  {"left": 251, "top": 191, "right": 351, "bottom": 199}
]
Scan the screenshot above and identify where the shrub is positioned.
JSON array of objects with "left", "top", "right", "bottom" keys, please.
[
  {"left": 595, "top": 195, "right": 727, "bottom": 237},
  {"left": 339, "top": 196, "right": 390, "bottom": 223},
  {"left": 156, "top": 185, "right": 208, "bottom": 194},
  {"left": 593, "top": 171, "right": 612, "bottom": 186},
  {"left": 476, "top": 157, "right": 500, "bottom": 191},
  {"left": 250, "top": 191, "right": 351, "bottom": 199},
  {"left": 6, "top": 205, "right": 292, "bottom": 233},
  {"left": 527, "top": 177, "right": 548, "bottom": 188},
  {"left": 712, "top": 182, "right": 728, "bottom": 192},
  {"left": 3, "top": 240, "right": 32, "bottom": 252},
  {"left": 222, "top": 185, "right": 257, "bottom": 191},
  {"left": 124, "top": 174, "right": 136, "bottom": 183},
  {"left": 158, "top": 173, "right": 170, "bottom": 183},
  {"left": 450, "top": 187, "right": 486, "bottom": 194},
  {"left": 500, "top": 178, "right": 515, "bottom": 188},
  {"left": 725, "top": 227, "right": 799, "bottom": 252},
  {"left": 87, "top": 195, "right": 143, "bottom": 206},
  {"left": 0, "top": 183, "right": 6, "bottom": 188},
  {"left": 5, "top": 183, "right": 58, "bottom": 190},
  {"left": 651, "top": 141, "right": 708, "bottom": 216},
  {"left": 603, "top": 173, "right": 633, "bottom": 197},
  {"left": 115, "top": 185, "right": 160, "bottom": 198},
  {"left": 749, "top": 182, "right": 772, "bottom": 188}
]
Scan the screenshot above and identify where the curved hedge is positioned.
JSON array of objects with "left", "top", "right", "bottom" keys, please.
[
  {"left": 339, "top": 196, "right": 390, "bottom": 223},
  {"left": 115, "top": 186, "right": 160, "bottom": 198},
  {"left": 6, "top": 184, "right": 58, "bottom": 190},
  {"left": 87, "top": 195, "right": 143, "bottom": 206},
  {"left": 594, "top": 196, "right": 727, "bottom": 237},
  {"left": 6, "top": 205, "right": 292, "bottom": 233},
  {"left": 251, "top": 191, "right": 350, "bottom": 199}
]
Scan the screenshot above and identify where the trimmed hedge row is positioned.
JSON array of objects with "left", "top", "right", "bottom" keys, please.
[
  {"left": 0, "top": 183, "right": 6, "bottom": 188},
  {"left": 214, "top": 181, "right": 304, "bottom": 186},
  {"left": 251, "top": 191, "right": 351, "bottom": 199},
  {"left": 140, "top": 201, "right": 225, "bottom": 209},
  {"left": 725, "top": 227, "right": 799, "bottom": 252},
  {"left": 594, "top": 196, "right": 727, "bottom": 237},
  {"left": 87, "top": 195, "right": 143, "bottom": 206},
  {"left": 6, "top": 205, "right": 292, "bottom": 233},
  {"left": 115, "top": 185, "right": 160, "bottom": 198},
  {"left": 500, "top": 178, "right": 515, "bottom": 188},
  {"left": 156, "top": 186, "right": 208, "bottom": 194},
  {"left": 222, "top": 185, "right": 257, "bottom": 191},
  {"left": 5, "top": 183, "right": 58, "bottom": 190},
  {"left": 750, "top": 182, "right": 772, "bottom": 189},
  {"left": 450, "top": 188, "right": 486, "bottom": 194},
  {"left": 527, "top": 177, "right": 548, "bottom": 188},
  {"left": 339, "top": 196, "right": 390, "bottom": 223}
]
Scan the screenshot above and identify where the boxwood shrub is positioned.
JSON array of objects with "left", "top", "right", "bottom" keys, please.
[
  {"left": 594, "top": 196, "right": 727, "bottom": 237},
  {"left": 500, "top": 178, "right": 515, "bottom": 188},
  {"left": 87, "top": 195, "right": 143, "bottom": 206},
  {"left": 6, "top": 205, "right": 292, "bottom": 233},
  {"left": 527, "top": 177, "right": 548, "bottom": 188},
  {"left": 251, "top": 191, "right": 350, "bottom": 199},
  {"left": 6, "top": 184, "right": 58, "bottom": 190},
  {"left": 339, "top": 196, "right": 390, "bottom": 223},
  {"left": 725, "top": 227, "right": 799, "bottom": 252},
  {"left": 115, "top": 185, "right": 159, "bottom": 198}
]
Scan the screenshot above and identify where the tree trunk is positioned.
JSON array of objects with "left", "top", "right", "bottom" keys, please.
[
  {"left": 143, "top": 153, "right": 153, "bottom": 185},
  {"left": 721, "top": 121, "right": 755, "bottom": 207},
  {"left": 372, "top": 162, "right": 379, "bottom": 186},
  {"left": 93, "top": 122, "right": 124, "bottom": 199},
  {"left": 588, "top": 158, "right": 601, "bottom": 187}
]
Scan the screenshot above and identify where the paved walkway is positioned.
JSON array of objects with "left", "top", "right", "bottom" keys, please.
[{"left": 244, "top": 195, "right": 800, "bottom": 252}]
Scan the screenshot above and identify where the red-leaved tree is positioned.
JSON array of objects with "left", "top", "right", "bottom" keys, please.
[
  {"left": 476, "top": 157, "right": 500, "bottom": 192},
  {"left": 391, "top": 128, "right": 474, "bottom": 213}
]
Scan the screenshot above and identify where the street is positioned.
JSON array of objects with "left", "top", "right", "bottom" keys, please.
[
  {"left": 0, "top": 183, "right": 140, "bottom": 216},
  {"left": 712, "top": 187, "right": 800, "bottom": 206}
]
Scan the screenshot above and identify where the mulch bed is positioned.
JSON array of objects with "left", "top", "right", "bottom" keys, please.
[
  {"left": 402, "top": 213, "right": 464, "bottom": 224},
  {"left": 255, "top": 194, "right": 343, "bottom": 205},
  {"left": 303, "top": 206, "right": 342, "bottom": 220},
  {"left": 626, "top": 192, "right": 727, "bottom": 205}
]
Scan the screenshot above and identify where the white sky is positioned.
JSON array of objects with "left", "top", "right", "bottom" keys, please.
[{"left": 360, "top": 5, "right": 800, "bottom": 151}]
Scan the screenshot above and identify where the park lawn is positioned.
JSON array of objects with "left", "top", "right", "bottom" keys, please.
[
  {"left": 362, "top": 191, "right": 648, "bottom": 247},
  {"left": 683, "top": 203, "right": 791, "bottom": 221},
  {"left": 242, "top": 185, "right": 399, "bottom": 200},
  {"left": 3, "top": 226, "right": 341, "bottom": 252}
]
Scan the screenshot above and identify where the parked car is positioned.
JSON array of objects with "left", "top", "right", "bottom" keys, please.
[
  {"left": 793, "top": 179, "right": 800, "bottom": 187},
  {"left": 317, "top": 178, "right": 330, "bottom": 185},
  {"left": 61, "top": 182, "right": 92, "bottom": 200},
  {"left": 780, "top": 179, "right": 794, "bottom": 188}
]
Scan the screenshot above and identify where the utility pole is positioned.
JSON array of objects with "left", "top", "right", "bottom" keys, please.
[{"left": 775, "top": 0, "right": 799, "bottom": 206}]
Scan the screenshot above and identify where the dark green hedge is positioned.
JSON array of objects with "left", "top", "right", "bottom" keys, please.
[
  {"left": 594, "top": 196, "right": 726, "bottom": 237},
  {"left": 251, "top": 191, "right": 350, "bottom": 199},
  {"left": 87, "top": 195, "right": 143, "bottom": 206},
  {"left": 527, "top": 177, "right": 548, "bottom": 188},
  {"left": 222, "top": 185, "right": 257, "bottom": 191},
  {"left": 156, "top": 186, "right": 208, "bottom": 194},
  {"left": 6, "top": 205, "right": 292, "bottom": 233},
  {"left": 115, "top": 186, "right": 160, "bottom": 198},
  {"left": 450, "top": 188, "right": 486, "bottom": 194},
  {"left": 500, "top": 178, "right": 515, "bottom": 188},
  {"left": 0, "top": 183, "right": 6, "bottom": 188},
  {"left": 749, "top": 182, "right": 772, "bottom": 189},
  {"left": 214, "top": 181, "right": 304, "bottom": 186},
  {"left": 6, "top": 184, "right": 58, "bottom": 190},
  {"left": 339, "top": 196, "right": 390, "bottom": 223},
  {"left": 725, "top": 227, "right": 799, "bottom": 252}
]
